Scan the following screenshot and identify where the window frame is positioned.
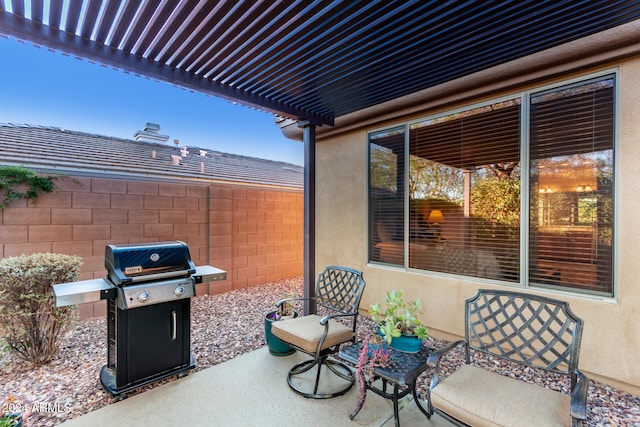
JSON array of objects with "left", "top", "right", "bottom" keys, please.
[{"left": 366, "top": 69, "right": 618, "bottom": 299}]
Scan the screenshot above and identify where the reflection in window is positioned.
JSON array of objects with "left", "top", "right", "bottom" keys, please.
[
  {"left": 367, "top": 73, "right": 616, "bottom": 297},
  {"left": 408, "top": 99, "right": 521, "bottom": 281},
  {"left": 530, "top": 76, "right": 614, "bottom": 294}
]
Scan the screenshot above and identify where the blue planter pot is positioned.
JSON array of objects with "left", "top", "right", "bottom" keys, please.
[
  {"left": 389, "top": 334, "right": 423, "bottom": 353},
  {"left": 378, "top": 327, "right": 423, "bottom": 353},
  {"left": 264, "top": 310, "right": 298, "bottom": 356}
]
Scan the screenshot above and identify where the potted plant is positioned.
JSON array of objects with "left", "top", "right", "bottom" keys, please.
[
  {"left": 368, "top": 290, "right": 428, "bottom": 353},
  {"left": 264, "top": 293, "right": 298, "bottom": 356},
  {"left": 0, "top": 414, "right": 23, "bottom": 427}
]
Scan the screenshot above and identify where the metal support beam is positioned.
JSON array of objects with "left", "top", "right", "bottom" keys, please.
[{"left": 299, "top": 121, "right": 316, "bottom": 315}]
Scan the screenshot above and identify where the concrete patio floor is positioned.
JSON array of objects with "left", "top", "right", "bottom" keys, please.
[{"left": 58, "top": 347, "right": 451, "bottom": 427}]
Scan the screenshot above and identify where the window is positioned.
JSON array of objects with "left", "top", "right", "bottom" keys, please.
[
  {"left": 369, "top": 127, "right": 405, "bottom": 265},
  {"left": 368, "top": 73, "right": 615, "bottom": 297},
  {"left": 407, "top": 100, "right": 521, "bottom": 281},
  {"left": 529, "top": 76, "right": 615, "bottom": 294}
]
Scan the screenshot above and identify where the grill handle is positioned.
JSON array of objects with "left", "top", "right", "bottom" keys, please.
[
  {"left": 171, "top": 310, "right": 177, "bottom": 340},
  {"left": 127, "top": 269, "right": 195, "bottom": 284}
]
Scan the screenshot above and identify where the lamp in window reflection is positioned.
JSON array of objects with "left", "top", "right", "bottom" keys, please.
[
  {"left": 428, "top": 209, "right": 444, "bottom": 239},
  {"left": 577, "top": 184, "right": 592, "bottom": 192}
]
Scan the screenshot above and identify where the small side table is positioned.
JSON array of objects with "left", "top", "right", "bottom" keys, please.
[{"left": 338, "top": 341, "right": 432, "bottom": 427}]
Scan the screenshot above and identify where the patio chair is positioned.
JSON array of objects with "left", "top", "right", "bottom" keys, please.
[{"left": 270, "top": 266, "right": 366, "bottom": 399}]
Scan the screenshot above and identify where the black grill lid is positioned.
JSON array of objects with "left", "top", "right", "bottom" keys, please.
[{"left": 105, "top": 241, "right": 196, "bottom": 286}]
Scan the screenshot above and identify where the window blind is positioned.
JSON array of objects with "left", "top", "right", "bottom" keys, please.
[
  {"left": 369, "top": 128, "right": 405, "bottom": 266},
  {"left": 529, "top": 76, "right": 614, "bottom": 295},
  {"left": 408, "top": 100, "right": 521, "bottom": 281}
]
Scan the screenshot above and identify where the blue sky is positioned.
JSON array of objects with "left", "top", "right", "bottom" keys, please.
[{"left": 0, "top": 36, "right": 304, "bottom": 165}]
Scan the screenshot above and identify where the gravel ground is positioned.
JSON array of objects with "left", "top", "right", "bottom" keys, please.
[{"left": 1, "top": 276, "right": 639, "bottom": 426}]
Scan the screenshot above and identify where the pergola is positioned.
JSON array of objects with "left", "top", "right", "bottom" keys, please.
[{"left": 2, "top": 0, "right": 640, "bottom": 311}]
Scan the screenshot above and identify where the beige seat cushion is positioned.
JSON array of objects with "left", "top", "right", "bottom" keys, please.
[
  {"left": 270, "top": 314, "right": 354, "bottom": 353},
  {"left": 431, "top": 365, "right": 571, "bottom": 427}
]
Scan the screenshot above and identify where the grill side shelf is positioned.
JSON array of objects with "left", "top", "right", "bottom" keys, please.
[
  {"left": 193, "top": 265, "right": 226, "bottom": 283},
  {"left": 53, "top": 278, "right": 116, "bottom": 307}
]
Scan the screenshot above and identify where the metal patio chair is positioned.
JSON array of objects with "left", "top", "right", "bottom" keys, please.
[{"left": 271, "top": 266, "right": 366, "bottom": 399}]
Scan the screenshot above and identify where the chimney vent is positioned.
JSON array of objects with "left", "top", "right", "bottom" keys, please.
[
  {"left": 144, "top": 122, "right": 160, "bottom": 132},
  {"left": 134, "top": 122, "right": 170, "bottom": 143}
]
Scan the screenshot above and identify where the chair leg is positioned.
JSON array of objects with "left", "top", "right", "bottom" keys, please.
[
  {"left": 325, "top": 358, "right": 354, "bottom": 382},
  {"left": 286, "top": 357, "right": 355, "bottom": 399},
  {"left": 313, "top": 360, "right": 323, "bottom": 395}
]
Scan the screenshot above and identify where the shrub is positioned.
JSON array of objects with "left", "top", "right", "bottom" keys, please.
[{"left": 0, "top": 253, "right": 82, "bottom": 365}]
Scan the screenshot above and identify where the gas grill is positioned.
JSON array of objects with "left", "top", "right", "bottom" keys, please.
[{"left": 53, "top": 241, "right": 226, "bottom": 397}]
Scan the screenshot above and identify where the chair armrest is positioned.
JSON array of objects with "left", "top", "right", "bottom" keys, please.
[
  {"left": 427, "top": 339, "right": 466, "bottom": 367},
  {"left": 275, "top": 297, "right": 313, "bottom": 315},
  {"left": 276, "top": 296, "right": 313, "bottom": 307},
  {"left": 427, "top": 339, "right": 466, "bottom": 391},
  {"left": 319, "top": 311, "right": 357, "bottom": 325},
  {"left": 570, "top": 370, "right": 590, "bottom": 420},
  {"left": 312, "top": 311, "right": 358, "bottom": 356}
]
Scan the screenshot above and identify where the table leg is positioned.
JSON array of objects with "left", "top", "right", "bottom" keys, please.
[{"left": 393, "top": 384, "right": 400, "bottom": 427}]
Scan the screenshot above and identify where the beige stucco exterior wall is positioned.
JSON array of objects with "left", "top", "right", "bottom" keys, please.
[{"left": 314, "top": 58, "right": 640, "bottom": 395}]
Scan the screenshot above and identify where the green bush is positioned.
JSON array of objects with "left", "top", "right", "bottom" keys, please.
[{"left": 0, "top": 253, "right": 82, "bottom": 365}]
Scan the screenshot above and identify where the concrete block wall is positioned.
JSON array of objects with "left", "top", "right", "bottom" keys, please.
[
  {"left": 206, "top": 186, "right": 304, "bottom": 294},
  {"left": 0, "top": 175, "right": 303, "bottom": 318}
]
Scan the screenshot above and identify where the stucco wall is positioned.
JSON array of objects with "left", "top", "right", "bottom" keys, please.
[
  {"left": 0, "top": 174, "right": 303, "bottom": 319},
  {"left": 314, "top": 59, "right": 640, "bottom": 394}
]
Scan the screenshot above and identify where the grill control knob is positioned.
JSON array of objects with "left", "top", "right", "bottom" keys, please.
[
  {"left": 174, "top": 286, "right": 185, "bottom": 297},
  {"left": 137, "top": 291, "right": 150, "bottom": 303}
]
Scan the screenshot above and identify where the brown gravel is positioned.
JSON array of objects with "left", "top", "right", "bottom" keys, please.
[{"left": 1, "top": 277, "right": 639, "bottom": 426}]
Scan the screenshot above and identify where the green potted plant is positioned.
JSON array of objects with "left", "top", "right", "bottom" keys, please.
[
  {"left": 0, "top": 414, "right": 23, "bottom": 427},
  {"left": 264, "top": 293, "right": 298, "bottom": 356},
  {"left": 368, "top": 290, "right": 428, "bottom": 353}
]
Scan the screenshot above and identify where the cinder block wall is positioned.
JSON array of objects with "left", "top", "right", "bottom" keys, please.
[{"left": 0, "top": 175, "right": 303, "bottom": 319}]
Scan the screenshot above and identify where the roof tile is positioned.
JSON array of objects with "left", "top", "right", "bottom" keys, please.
[{"left": 0, "top": 123, "right": 303, "bottom": 189}]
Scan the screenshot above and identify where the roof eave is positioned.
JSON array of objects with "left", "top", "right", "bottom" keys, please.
[
  {"left": 0, "top": 11, "right": 334, "bottom": 127},
  {"left": 277, "top": 20, "right": 640, "bottom": 142}
]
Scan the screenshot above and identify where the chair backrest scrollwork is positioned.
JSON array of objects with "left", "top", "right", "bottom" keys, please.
[
  {"left": 315, "top": 266, "right": 366, "bottom": 330},
  {"left": 465, "top": 289, "right": 584, "bottom": 389}
]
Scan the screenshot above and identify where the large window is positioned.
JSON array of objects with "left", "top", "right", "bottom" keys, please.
[{"left": 368, "top": 73, "right": 615, "bottom": 296}]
